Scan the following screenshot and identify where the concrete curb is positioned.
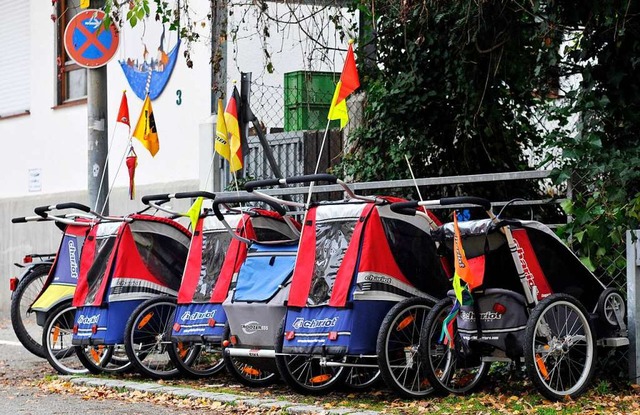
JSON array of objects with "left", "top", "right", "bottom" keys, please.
[{"left": 62, "top": 376, "right": 381, "bottom": 415}]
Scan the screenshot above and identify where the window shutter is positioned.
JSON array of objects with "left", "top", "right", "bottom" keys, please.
[{"left": 0, "top": 2, "right": 30, "bottom": 117}]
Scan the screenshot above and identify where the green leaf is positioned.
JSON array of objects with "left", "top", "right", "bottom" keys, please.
[{"left": 580, "top": 256, "right": 596, "bottom": 272}]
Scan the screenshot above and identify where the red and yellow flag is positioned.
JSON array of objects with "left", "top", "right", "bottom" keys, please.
[
  {"left": 132, "top": 95, "right": 159, "bottom": 156},
  {"left": 327, "top": 41, "right": 360, "bottom": 129},
  {"left": 452, "top": 213, "right": 484, "bottom": 302},
  {"left": 224, "top": 87, "right": 243, "bottom": 172}
]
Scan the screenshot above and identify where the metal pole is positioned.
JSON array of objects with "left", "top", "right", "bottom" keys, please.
[
  {"left": 87, "top": 66, "right": 109, "bottom": 215},
  {"left": 628, "top": 230, "right": 640, "bottom": 383}
]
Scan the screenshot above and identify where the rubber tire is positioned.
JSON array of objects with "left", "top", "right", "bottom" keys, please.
[
  {"left": 169, "top": 336, "right": 225, "bottom": 379},
  {"left": 10, "top": 264, "right": 51, "bottom": 358},
  {"left": 596, "top": 288, "right": 626, "bottom": 329},
  {"left": 124, "top": 297, "right": 183, "bottom": 380},
  {"left": 222, "top": 324, "right": 278, "bottom": 387},
  {"left": 42, "top": 301, "right": 88, "bottom": 375},
  {"left": 376, "top": 297, "right": 435, "bottom": 398},
  {"left": 75, "top": 344, "right": 133, "bottom": 374},
  {"left": 274, "top": 317, "right": 347, "bottom": 395},
  {"left": 422, "top": 298, "right": 490, "bottom": 396},
  {"left": 343, "top": 364, "right": 381, "bottom": 390},
  {"left": 524, "top": 293, "right": 597, "bottom": 401}
]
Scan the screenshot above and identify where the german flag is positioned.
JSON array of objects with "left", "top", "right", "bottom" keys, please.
[{"left": 224, "top": 87, "right": 243, "bottom": 172}]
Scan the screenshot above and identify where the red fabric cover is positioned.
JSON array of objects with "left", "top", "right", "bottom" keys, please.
[
  {"left": 286, "top": 208, "right": 317, "bottom": 308},
  {"left": 512, "top": 229, "right": 552, "bottom": 300},
  {"left": 128, "top": 214, "right": 191, "bottom": 238},
  {"left": 329, "top": 205, "right": 411, "bottom": 307},
  {"left": 210, "top": 215, "right": 256, "bottom": 303},
  {"left": 72, "top": 225, "right": 101, "bottom": 307},
  {"left": 177, "top": 218, "right": 205, "bottom": 304},
  {"left": 328, "top": 204, "right": 378, "bottom": 307},
  {"left": 90, "top": 224, "right": 160, "bottom": 306}
]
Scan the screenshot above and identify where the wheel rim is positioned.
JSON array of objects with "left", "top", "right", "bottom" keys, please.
[
  {"left": 426, "top": 304, "right": 486, "bottom": 393},
  {"left": 17, "top": 273, "right": 47, "bottom": 346},
  {"left": 182, "top": 342, "right": 225, "bottom": 376},
  {"left": 384, "top": 304, "right": 431, "bottom": 395},
  {"left": 531, "top": 300, "right": 594, "bottom": 396},
  {"left": 603, "top": 292, "right": 625, "bottom": 326},
  {"left": 130, "top": 302, "right": 182, "bottom": 377},
  {"left": 232, "top": 358, "right": 276, "bottom": 382},
  {"left": 344, "top": 364, "right": 380, "bottom": 389},
  {"left": 46, "top": 306, "right": 88, "bottom": 374},
  {"left": 285, "top": 354, "right": 343, "bottom": 390}
]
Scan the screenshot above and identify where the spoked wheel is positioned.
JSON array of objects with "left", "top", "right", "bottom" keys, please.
[
  {"left": 42, "top": 301, "right": 89, "bottom": 375},
  {"left": 11, "top": 264, "right": 51, "bottom": 358},
  {"left": 274, "top": 318, "right": 346, "bottom": 395},
  {"left": 422, "top": 298, "right": 490, "bottom": 395},
  {"left": 524, "top": 293, "right": 597, "bottom": 401},
  {"left": 223, "top": 325, "right": 278, "bottom": 387},
  {"left": 75, "top": 344, "right": 132, "bottom": 374},
  {"left": 597, "top": 288, "right": 626, "bottom": 330},
  {"left": 343, "top": 360, "right": 381, "bottom": 390},
  {"left": 169, "top": 340, "right": 225, "bottom": 379},
  {"left": 124, "top": 297, "right": 197, "bottom": 379},
  {"left": 377, "top": 297, "right": 434, "bottom": 398}
]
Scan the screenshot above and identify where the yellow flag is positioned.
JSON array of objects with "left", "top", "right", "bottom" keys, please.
[
  {"left": 215, "top": 99, "right": 230, "bottom": 162},
  {"left": 327, "top": 42, "right": 360, "bottom": 129},
  {"left": 132, "top": 95, "right": 159, "bottom": 156},
  {"left": 185, "top": 197, "right": 204, "bottom": 230},
  {"left": 224, "top": 87, "right": 243, "bottom": 172}
]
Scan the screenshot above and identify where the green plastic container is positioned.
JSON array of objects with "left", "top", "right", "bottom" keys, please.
[
  {"left": 284, "top": 103, "right": 340, "bottom": 131},
  {"left": 284, "top": 71, "right": 339, "bottom": 107}
]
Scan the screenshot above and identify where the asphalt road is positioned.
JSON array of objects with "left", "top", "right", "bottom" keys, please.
[{"left": 0, "top": 318, "right": 206, "bottom": 415}]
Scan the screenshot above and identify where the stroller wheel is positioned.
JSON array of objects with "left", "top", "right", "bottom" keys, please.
[
  {"left": 422, "top": 298, "right": 490, "bottom": 396},
  {"left": 222, "top": 324, "right": 278, "bottom": 387},
  {"left": 274, "top": 317, "right": 346, "bottom": 394},
  {"left": 125, "top": 297, "right": 195, "bottom": 379},
  {"left": 597, "top": 288, "right": 626, "bottom": 329},
  {"left": 42, "top": 301, "right": 89, "bottom": 375},
  {"left": 11, "top": 264, "right": 50, "bottom": 358},
  {"left": 524, "top": 293, "right": 597, "bottom": 401},
  {"left": 169, "top": 339, "right": 225, "bottom": 379},
  {"left": 75, "top": 344, "right": 132, "bottom": 374},
  {"left": 377, "top": 297, "right": 435, "bottom": 398},
  {"left": 343, "top": 362, "right": 381, "bottom": 390}
]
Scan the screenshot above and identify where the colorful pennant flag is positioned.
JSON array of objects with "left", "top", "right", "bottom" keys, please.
[
  {"left": 132, "top": 95, "right": 160, "bottom": 156},
  {"left": 440, "top": 211, "right": 486, "bottom": 348},
  {"left": 215, "top": 98, "right": 230, "bottom": 163},
  {"left": 224, "top": 87, "right": 243, "bottom": 172},
  {"left": 116, "top": 91, "right": 130, "bottom": 128},
  {"left": 125, "top": 146, "right": 137, "bottom": 200},
  {"left": 327, "top": 41, "right": 360, "bottom": 129},
  {"left": 185, "top": 197, "right": 204, "bottom": 230}
]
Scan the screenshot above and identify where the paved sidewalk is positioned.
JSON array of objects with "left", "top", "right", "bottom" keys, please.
[{"left": 64, "top": 376, "right": 380, "bottom": 415}]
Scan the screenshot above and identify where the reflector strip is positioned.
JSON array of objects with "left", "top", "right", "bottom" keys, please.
[
  {"left": 396, "top": 315, "right": 414, "bottom": 331},
  {"left": 309, "top": 374, "right": 331, "bottom": 384},
  {"left": 536, "top": 354, "right": 549, "bottom": 380},
  {"left": 137, "top": 312, "right": 154, "bottom": 329}
]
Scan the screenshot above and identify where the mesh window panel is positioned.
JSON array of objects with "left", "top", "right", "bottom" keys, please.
[
  {"left": 192, "top": 231, "right": 233, "bottom": 303},
  {"left": 307, "top": 219, "right": 356, "bottom": 306},
  {"left": 84, "top": 236, "right": 116, "bottom": 305},
  {"left": 132, "top": 231, "right": 189, "bottom": 292}
]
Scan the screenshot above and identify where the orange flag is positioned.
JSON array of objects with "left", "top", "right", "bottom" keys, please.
[
  {"left": 327, "top": 41, "right": 360, "bottom": 129},
  {"left": 116, "top": 91, "right": 130, "bottom": 128}
]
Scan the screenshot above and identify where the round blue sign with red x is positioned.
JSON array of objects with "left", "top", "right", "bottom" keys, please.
[{"left": 64, "top": 10, "right": 119, "bottom": 68}]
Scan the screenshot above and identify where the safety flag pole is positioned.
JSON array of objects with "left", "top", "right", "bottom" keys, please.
[
  {"left": 307, "top": 39, "right": 360, "bottom": 205},
  {"left": 96, "top": 90, "right": 131, "bottom": 213}
]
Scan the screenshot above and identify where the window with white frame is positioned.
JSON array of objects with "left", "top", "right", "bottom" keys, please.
[{"left": 0, "top": 2, "right": 30, "bottom": 117}]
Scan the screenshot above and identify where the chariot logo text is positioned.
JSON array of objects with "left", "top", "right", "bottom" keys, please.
[
  {"left": 180, "top": 310, "right": 216, "bottom": 322},
  {"left": 460, "top": 310, "right": 503, "bottom": 322},
  {"left": 292, "top": 317, "right": 338, "bottom": 330},
  {"left": 68, "top": 240, "right": 78, "bottom": 279},
  {"left": 77, "top": 314, "right": 99, "bottom": 325}
]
